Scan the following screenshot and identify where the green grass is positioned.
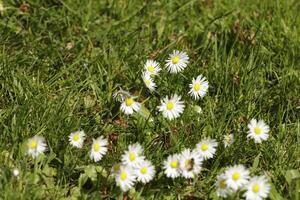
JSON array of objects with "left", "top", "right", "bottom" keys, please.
[{"left": 0, "top": 0, "right": 299, "bottom": 199}]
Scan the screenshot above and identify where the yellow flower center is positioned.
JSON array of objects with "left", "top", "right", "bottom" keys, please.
[
  {"left": 93, "top": 143, "right": 100, "bottom": 152},
  {"left": 129, "top": 152, "right": 136, "bottom": 161},
  {"left": 219, "top": 180, "right": 227, "bottom": 189},
  {"left": 140, "top": 167, "right": 148, "bottom": 174},
  {"left": 170, "top": 160, "right": 178, "bottom": 168},
  {"left": 254, "top": 127, "right": 261, "bottom": 135},
  {"left": 30, "top": 140, "right": 37, "bottom": 150},
  {"left": 144, "top": 79, "right": 151, "bottom": 86},
  {"left": 147, "top": 66, "right": 155, "bottom": 72},
  {"left": 171, "top": 56, "right": 180, "bottom": 64},
  {"left": 166, "top": 102, "right": 174, "bottom": 110},
  {"left": 73, "top": 134, "right": 80, "bottom": 141},
  {"left": 113, "top": 164, "right": 120, "bottom": 172},
  {"left": 232, "top": 172, "right": 241, "bottom": 181},
  {"left": 201, "top": 144, "right": 209, "bottom": 151},
  {"left": 194, "top": 83, "right": 201, "bottom": 91},
  {"left": 252, "top": 184, "right": 260, "bottom": 193},
  {"left": 120, "top": 172, "right": 127, "bottom": 181},
  {"left": 125, "top": 98, "right": 134, "bottom": 106}
]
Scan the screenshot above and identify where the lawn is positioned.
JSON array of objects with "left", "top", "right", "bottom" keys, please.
[{"left": 0, "top": 0, "right": 299, "bottom": 199}]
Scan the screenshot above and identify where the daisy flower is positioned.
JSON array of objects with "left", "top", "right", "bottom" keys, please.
[
  {"left": 244, "top": 176, "right": 270, "bottom": 200},
  {"left": 195, "top": 138, "right": 218, "bottom": 160},
  {"left": 90, "top": 136, "right": 108, "bottom": 162},
  {"left": 142, "top": 72, "right": 156, "bottom": 91},
  {"left": 165, "top": 50, "right": 189, "bottom": 73},
  {"left": 225, "top": 165, "right": 250, "bottom": 191},
  {"left": 163, "top": 154, "right": 181, "bottom": 178},
  {"left": 115, "top": 165, "right": 136, "bottom": 192},
  {"left": 135, "top": 160, "right": 156, "bottom": 183},
  {"left": 27, "top": 135, "right": 47, "bottom": 158},
  {"left": 189, "top": 75, "right": 209, "bottom": 99},
  {"left": 158, "top": 94, "right": 185, "bottom": 120},
  {"left": 69, "top": 130, "right": 86, "bottom": 148},
  {"left": 179, "top": 149, "right": 203, "bottom": 178},
  {"left": 120, "top": 96, "right": 141, "bottom": 115},
  {"left": 216, "top": 173, "right": 233, "bottom": 198},
  {"left": 223, "top": 133, "right": 234, "bottom": 147},
  {"left": 111, "top": 163, "right": 122, "bottom": 177},
  {"left": 247, "top": 119, "right": 270, "bottom": 143},
  {"left": 144, "top": 59, "right": 161, "bottom": 76},
  {"left": 121, "top": 143, "right": 145, "bottom": 167}
]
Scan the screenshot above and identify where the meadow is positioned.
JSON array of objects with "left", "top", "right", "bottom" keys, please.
[{"left": 0, "top": 0, "right": 299, "bottom": 199}]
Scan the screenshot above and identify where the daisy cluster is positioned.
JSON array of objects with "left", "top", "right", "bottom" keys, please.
[
  {"left": 23, "top": 50, "right": 271, "bottom": 199},
  {"left": 216, "top": 165, "right": 270, "bottom": 200},
  {"left": 110, "top": 143, "right": 155, "bottom": 192}
]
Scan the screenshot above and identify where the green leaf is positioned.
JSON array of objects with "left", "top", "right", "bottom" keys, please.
[
  {"left": 269, "top": 183, "right": 284, "bottom": 200},
  {"left": 285, "top": 169, "right": 300, "bottom": 199},
  {"left": 252, "top": 152, "right": 261, "bottom": 170}
]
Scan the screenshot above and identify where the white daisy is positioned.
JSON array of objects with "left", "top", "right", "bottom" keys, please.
[
  {"left": 135, "top": 160, "right": 156, "bottom": 183},
  {"left": 111, "top": 163, "right": 122, "bottom": 177},
  {"left": 247, "top": 119, "right": 270, "bottom": 143},
  {"left": 195, "top": 138, "right": 218, "bottom": 160},
  {"left": 69, "top": 130, "right": 86, "bottom": 148},
  {"left": 244, "top": 176, "right": 270, "bottom": 200},
  {"left": 165, "top": 50, "right": 189, "bottom": 73},
  {"left": 142, "top": 72, "right": 156, "bottom": 91},
  {"left": 216, "top": 173, "right": 233, "bottom": 198},
  {"left": 163, "top": 154, "right": 181, "bottom": 178},
  {"left": 179, "top": 149, "right": 203, "bottom": 178},
  {"left": 225, "top": 165, "right": 250, "bottom": 191},
  {"left": 189, "top": 75, "right": 209, "bottom": 99},
  {"left": 115, "top": 165, "right": 136, "bottom": 192},
  {"left": 120, "top": 96, "right": 141, "bottom": 115},
  {"left": 27, "top": 135, "right": 47, "bottom": 158},
  {"left": 121, "top": 143, "right": 145, "bottom": 167},
  {"left": 12, "top": 168, "right": 20, "bottom": 177},
  {"left": 223, "top": 133, "right": 234, "bottom": 147},
  {"left": 144, "top": 59, "right": 161, "bottom": 76},
  {"left": 90, "top": 136, "right": 108, "bottom": 162},
  {"left": 158, "top": 94, "right": 185, "bottom": 120}
]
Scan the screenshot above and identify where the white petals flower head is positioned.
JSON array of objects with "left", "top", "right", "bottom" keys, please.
[
  {"left": 69, "top": 130, "right": 86, "bottom": 148},
  {"left": 115, "top": 165, "right": 136, "bottom": 192},
  {"left": 144, "top": 59, "right": 161, "bottom": 76},
  {"left": 158, "top": 94, "right": 185, "bottom": 120},
  {"left": 135, "top": 160, "right": 156, "bottom": 183},
  {"left": 166, "top": 50, "right": 189, "bottom": 73},
  {"left": 90, "top": 136, "right": 108, "bottom": 162},
  {"left": 216, "top": 173, "right": 233, "bottom": 198},
  {"left": 244, "top": 175, "right": 270, "bottom": 200},
  {"left": 27, "top": 135, "right": 47, "bottom": 158},
  {"left": 122, "top": 143, "right": 145, "bottom": 167},
  {"left": 223, "top": 133, "right": 234, "bottom": 148},
  {"left": 179, "top": 149, "right": 203, "bottom": 178},
  {"left": 247, "top": 119, "right": 270, "bottom": 143},
  {"left": 142, "top": 72, "right": 156, "bottom": 91},
  {"left": 120, "top": 96, "right": 141, "bottom": 115},
  {"left": 189, "top": 75, "right": 209, "bottom": 99},
  {"left": 196, "top": 138, "right": 218, "bottom": 160},
  {"left": 163, "top": 154, "right": 181, "bottom": 178},
  {"left": 225, "top": 165, "right": 250, "bottom": 191}
]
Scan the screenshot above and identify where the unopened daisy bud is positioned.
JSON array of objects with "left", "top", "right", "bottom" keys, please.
[
  {"left": 142, "top": 72, "right": 156, "bottom": 91},
  {"left": 27, "top": 135, "right": 47, "bottom": 158},
  {"left": 69, "top": 130, "right": 86, "bottom": 148},
  {"left": 12, "top": 168, "right": 20, "bottom": 177},
  {"left": 165, "top": 50, "right": 189, "bottom": 73},
  {"left": 223, "top": 134, "right": 234, "bottom": 147}
]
